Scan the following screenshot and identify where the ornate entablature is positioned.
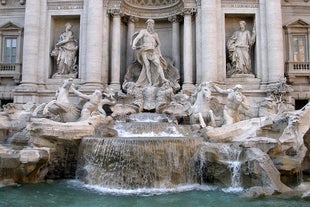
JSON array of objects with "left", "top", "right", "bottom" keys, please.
[
  {"left": 108, "top": 0, "right": 196, "bottom": 19},
  {"left": 47, "top": 0, "right": 83, "bottom": 10},
  {"left": 221, "top": 0, "right": 259, "bottom": 8}
]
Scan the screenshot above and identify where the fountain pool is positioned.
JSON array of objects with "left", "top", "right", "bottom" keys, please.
[{"left": 0, "top": 180, "right": 309, "bottom": 207}]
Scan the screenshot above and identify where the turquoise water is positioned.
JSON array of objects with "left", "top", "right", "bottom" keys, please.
[{"left": 0, "top": 180, "right": 309, "bottom": 207}]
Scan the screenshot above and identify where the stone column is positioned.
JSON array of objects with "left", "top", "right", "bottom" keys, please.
[
  {"left": 182, "top": 9, "right": 194, "bottom": 91},
  {"left": 0, "top": 32, "right": 2, "bottom": 62},
  {"left": 110, "top": 10, "right": 122, "bottom": 90},
  {"left": 195, "top": 1, "right": 202, "bottom": 83},
  {"left": 20, "top": 0, "right": 41, "bottom": 88},
  {"left": 85, "top": 0, "right": 104, "bottom": 87},
  {"left": 265, "top": 0, "right": 284, "bottom": 83},
  {"left": 169, "top": 16, "right": 181, "bottom": 70},
  {"left": 16, "top": 31, "right": 22, "bottom": 64},
  {"left": 259, "top": 0, "right": 268, "bottom": 84},
  {"left": 102, "top": 4, "right": 110, "bottom": 85},
  {"left": 200, "top": 0, "right": 217, "bottom": 82},
  {"left": 126, "top": 16, "right": 138, "bottom": 69}
]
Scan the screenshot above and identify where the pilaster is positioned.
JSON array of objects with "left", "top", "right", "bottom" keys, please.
[
  {"left": 109, "top": 9, "right": 122, "bottom": 91},
  {"left": 265, "top": 0, "right": 284, "bottom": 83},
  {"left": 126, "top": 16, "right": 139, "bottom": 69},
  {"left": 168, "top": 15, "right": 181, "bottom": 70},
  {"left": 200, "top": 0, "right": 218, "bottom": 82},
  {"left": 85, "top": 0, "right": 104, "bottom": 87},
  {"left": 182, "top": 9, "right": 195, "bottom": 91}
]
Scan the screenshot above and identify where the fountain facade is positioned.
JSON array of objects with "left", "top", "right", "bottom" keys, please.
[{"left": 0, "top": 0, "right": 310, "bottom": 200}]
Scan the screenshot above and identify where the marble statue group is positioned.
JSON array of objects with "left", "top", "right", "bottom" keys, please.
[{"left": 45, "top": 19, "right": 279, "bottom": 129}]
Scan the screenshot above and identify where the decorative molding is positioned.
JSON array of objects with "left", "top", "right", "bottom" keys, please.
[
  {"left": 221, "top": 0, "right": 259, "bottom": 8},
  {"left": 0, "top": 0, "right": 25, "bottom": 7},
  {"left": 168, "top": 15, "right": 181, "bottom": 23},
  {"left": 182, "top": 7, "right": 196, "bottom": 16},
  {"left": 47, "top": 0, "right": 83, "bottom": 10},
  {"left": 107, "top": 0, "right": 197, "bottom": 19},
  {"left": 124, "top": 16, "right": 139, "bottom": 23},
  {"left": 108, "top": 8, "right": 124, "bottom": 17},
  {"left": 0, "top": 21, "right": 23, "bottom": 32},
  {"left": 124, "top": 0, "right": 181, "bottom": 9}
]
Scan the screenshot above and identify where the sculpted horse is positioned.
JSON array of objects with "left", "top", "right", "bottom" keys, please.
[
  {"left": 190, "top": 82, "right": 216, "bottom": 128},
  {"left": 43, "top": 78, "right": 80, "bottom": 122}
]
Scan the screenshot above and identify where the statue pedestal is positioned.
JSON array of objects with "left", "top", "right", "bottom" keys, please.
[
  {"left": 52, "top": 73, "right": 77, "bottom": 79},
  {"left": 226, "top": 74, "right": 261, "bottom": 90}
]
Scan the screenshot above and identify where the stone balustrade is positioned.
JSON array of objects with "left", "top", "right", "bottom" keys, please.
[{"left": 0, "top": 63, "right": 21, "bottom": 83}]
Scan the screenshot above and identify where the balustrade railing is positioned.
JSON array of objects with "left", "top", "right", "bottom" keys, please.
[
  {"left": 0, "top": 63, "right": 21, "bottom": 83},
  {"left": 286, "top": 61, "right": 310, "bottom": 75}
]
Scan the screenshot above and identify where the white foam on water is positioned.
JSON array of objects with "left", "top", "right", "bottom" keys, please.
[
  {"left": 115, "top": 125, "right": 184, "bottom": 137},
  {"left": 222, "top": 186, "right": 244, "bottom": 193},
  {"left": 67, "top": 180, "right": 217, "bottom": 196}
]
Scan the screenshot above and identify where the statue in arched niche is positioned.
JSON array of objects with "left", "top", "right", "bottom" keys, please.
[
  {"left": 51, "top": 22, "right": 78, "bottom": 78},
  {"left": 122, "top": 19, "right": 180, "bottom": 112},
  {"left": 227, "top": 20, "right": 256, "bottom": 77}
]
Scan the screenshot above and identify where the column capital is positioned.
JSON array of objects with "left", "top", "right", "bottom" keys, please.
[
  {"left": 108, "top": 9, "right": 124, "bottom": 17},
  {"left": 168, "top": 15, "right": 181, "bottom": 23},
  {"left": 123, "top": 16, "right": 139, "bottom": 24},
  {"left": 182, "top": 8, "right": 196, "bottom": 16}
]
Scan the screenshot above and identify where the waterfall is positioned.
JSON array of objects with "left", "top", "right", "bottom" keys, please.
[
  {"left": 76, "top": 137, "right": 203, "bottom": 189},
  {"left": 220, "top": 144, "right": 243, "bottom": 192}
]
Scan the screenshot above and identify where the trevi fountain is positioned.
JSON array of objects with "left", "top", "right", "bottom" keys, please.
[{"left": 0, "top": 0, "right": 310, "bottom": 206}]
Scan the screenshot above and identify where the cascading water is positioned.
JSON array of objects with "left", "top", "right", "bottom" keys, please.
[
  {"left": 76, "top": 137, "right": 203, "bottom": 189},
  {"left": 76, "top": 113, "right": 203, "bottom": 189},
  {"left": 220, "top": 144, "right": 243, "bottom": 192}
]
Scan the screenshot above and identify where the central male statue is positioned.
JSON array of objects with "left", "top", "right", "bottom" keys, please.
[{"left": 131, "top": 19, "right": 168, "bottom": 87}]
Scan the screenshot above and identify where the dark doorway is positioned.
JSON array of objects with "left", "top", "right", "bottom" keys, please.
[{"left": 295, "top": 99, "right": 309, "bottom": 110}]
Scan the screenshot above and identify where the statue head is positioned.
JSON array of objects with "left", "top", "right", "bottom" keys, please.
[
  {"left": 146, "top": 19, "right": 155, "bottom": 32},
  {"left": 65, "top": 22, "right": 72, "bottom": 31},
  {"left": 233, "top": 84, "right": 243, "bottom": 91},
  {"left": 239, "top": 20, "right": 246, "bottom": 31},
  {"left": 146, "top": 19, "right": 154, "bottom": 25}
]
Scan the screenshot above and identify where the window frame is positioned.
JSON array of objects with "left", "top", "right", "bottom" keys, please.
[
  {"left": 291, "top": 34, "right": 308, "bottom": 62},
  {"left": 284, "top": 19, "right": 310, "bottom": 63},
  {"left": 3, "top": 36, "right": 18, "bottom": 63},
  {"left": 0, "top": 22, "right": 23, "bottom": 64}
]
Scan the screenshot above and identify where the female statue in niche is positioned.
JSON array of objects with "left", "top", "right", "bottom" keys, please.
[
  {"left": 227, "top": 20, "right": 256, "bottom": 76},
  {"left": 51, "top": 22, "right": 78, "bottom": 77}
]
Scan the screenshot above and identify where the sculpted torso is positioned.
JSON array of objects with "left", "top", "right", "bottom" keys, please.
[{"left": 140, "top": 29, "right": 157, "bottom": 51}]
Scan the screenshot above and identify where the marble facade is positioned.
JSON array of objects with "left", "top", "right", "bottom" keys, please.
[{"left": 0, "top": 0, "right": 309, "bottom": 108}]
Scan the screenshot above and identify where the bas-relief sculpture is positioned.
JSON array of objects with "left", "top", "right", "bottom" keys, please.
[
  {"left": 227, "top": 20, "right": 256, "bottom": 77},
  {"left": 51, "top": 23, "right": 78, "bottom": 78}
]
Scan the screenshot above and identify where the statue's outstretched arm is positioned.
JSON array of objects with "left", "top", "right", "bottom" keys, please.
[{"left": 71, "top": 85, "right": 90, "bottom": 100}]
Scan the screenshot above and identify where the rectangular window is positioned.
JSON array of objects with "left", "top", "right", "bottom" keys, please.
[
  {"left": 292, "top": 35, "right": 306, "bottom": 62},
  {"left": 3, "top": 37, "right": 17, "bottom": 63}
]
